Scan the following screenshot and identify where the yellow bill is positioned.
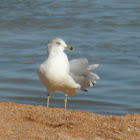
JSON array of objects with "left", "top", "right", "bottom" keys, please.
[{"left": 65, "top": 46, "right": 74, "bottom": 50}]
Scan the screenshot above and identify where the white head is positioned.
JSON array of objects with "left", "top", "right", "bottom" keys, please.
[{"left": 47, "top": 38, "right": 73, "bottom": 55}]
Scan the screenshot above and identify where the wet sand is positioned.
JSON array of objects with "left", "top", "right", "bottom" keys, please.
[{"left": 0, "top": 102, "right": 139, "bottom": 140}]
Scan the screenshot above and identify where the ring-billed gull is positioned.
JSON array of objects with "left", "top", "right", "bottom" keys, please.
[{"left": 37, "top": 38, "right": 99, "bottom": 109}]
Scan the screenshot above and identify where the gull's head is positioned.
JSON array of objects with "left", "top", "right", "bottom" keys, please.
[{"left": 47, "top": 38, "right": 73, "bottom": 55}]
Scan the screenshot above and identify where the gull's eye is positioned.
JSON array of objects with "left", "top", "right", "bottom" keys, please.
[{"left": 56, "top": 42, "right": 61, "bottom": 45}]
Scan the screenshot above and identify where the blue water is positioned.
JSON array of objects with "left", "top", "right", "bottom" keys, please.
[{"left": 0, "top": 0, "right": 140, "bottom": 115}]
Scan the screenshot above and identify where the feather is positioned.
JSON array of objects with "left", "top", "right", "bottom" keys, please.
[{"left": 69, "top": 58, "right": 99, "bottom": 90}]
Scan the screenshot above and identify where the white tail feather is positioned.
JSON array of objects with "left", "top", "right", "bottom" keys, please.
[
  {"left": 88, "top": 64, "right": 99, "bottom": 70},
  {"left": 89, "top": 81, "right": 93, "bottom": 87},
  {"left": 90, "top": 72, "right": 100, "bottom": 80}
]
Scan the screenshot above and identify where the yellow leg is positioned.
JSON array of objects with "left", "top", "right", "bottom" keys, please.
[
  {"left": 64, "top": 95, "right": 67, "bottom": 109},
  {"left": 47, "top": 95, "right": 50, "bottom": 107}
]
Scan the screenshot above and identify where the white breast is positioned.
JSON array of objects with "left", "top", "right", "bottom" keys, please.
[{"left": 38, "top": 52, "right": 69, "bottom": 85}]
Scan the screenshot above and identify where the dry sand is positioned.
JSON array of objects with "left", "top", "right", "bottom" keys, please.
[{"left": 0, "top": 102, "right": 139, "bottom": 140}]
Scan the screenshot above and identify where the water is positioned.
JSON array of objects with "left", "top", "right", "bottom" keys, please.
[{"left": 0, "top": 0, "right": 140, "bottom": 115}]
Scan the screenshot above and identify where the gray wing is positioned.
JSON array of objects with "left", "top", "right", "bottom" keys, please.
[{"left": 69, "top": 58, "right": 99, "bottom": 91}]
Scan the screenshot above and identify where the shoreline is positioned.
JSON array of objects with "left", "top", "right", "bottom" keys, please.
[{"left": 0, "top": 101, "right": 139, "bottom": 139}]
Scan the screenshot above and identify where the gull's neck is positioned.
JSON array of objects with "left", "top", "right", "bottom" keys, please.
[
  {"left": 47, "top": 46, "right": 65, "bottom": 57},
  {"left": 48, "top": 50, "right": 64, "bottom": 57}
]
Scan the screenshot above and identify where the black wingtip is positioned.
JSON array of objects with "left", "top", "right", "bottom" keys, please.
[
  {"left": 84, "top": 90, "right": 88, "bottom": 92},
  {"left": 92, "top": 82, "right": 96, "bottom": 85}
]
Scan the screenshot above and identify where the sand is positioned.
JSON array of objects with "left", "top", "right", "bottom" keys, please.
[{"left": 0, "top": 102, "right": 139, "bottom": 140}]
